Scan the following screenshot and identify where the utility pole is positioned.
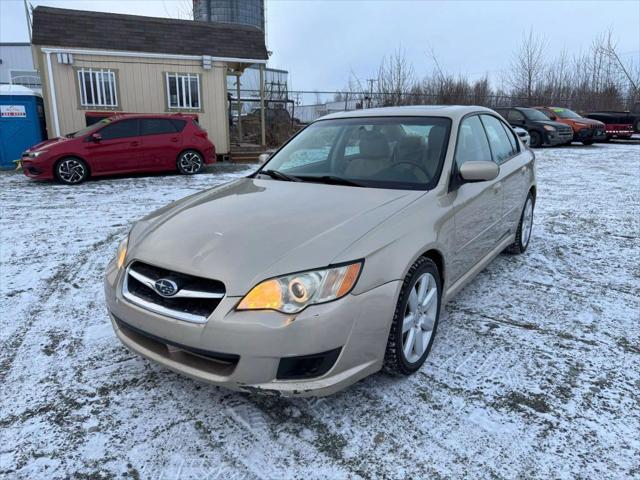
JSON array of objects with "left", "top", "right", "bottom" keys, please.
[
  {"left": 366, "top": 78, "right": 375, "bottom": 108},
  {"left": 235, "top": 72, "right": 242, "bottom": 141},
  {"left": 23, "top": 0, "right": 32, "bottom": 42}
]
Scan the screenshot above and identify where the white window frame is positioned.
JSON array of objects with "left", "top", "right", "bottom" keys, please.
[
  {"left": 77, "top": 68, "right": 118, "bottom": 108},
  {"left": 165, "top": 72, "right": 201, "bottom": 110}
]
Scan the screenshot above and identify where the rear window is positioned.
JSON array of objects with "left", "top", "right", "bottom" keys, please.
[
  {"left": 141, "top": 118, "right": 178, "bottom": 136},
  {"left": 171, "top": 119, "right": 187, "bottom": 132}
]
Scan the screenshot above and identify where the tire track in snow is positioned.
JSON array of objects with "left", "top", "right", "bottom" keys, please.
[{"left": 0, "top": 230, "right": 122, "bottom": 384}]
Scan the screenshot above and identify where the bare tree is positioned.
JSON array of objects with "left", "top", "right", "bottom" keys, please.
[
  {"left": 376, "top": 48, "right": 415, "bottom": 106},
  {"left": 597, "top": 28, "right": 639, "bottom": 101},
  {"left": 508, "top": 29, "right": 547, "bottom": 104},
  {"left": 163, "top": 0, "right": 194, "bottom": 20}
]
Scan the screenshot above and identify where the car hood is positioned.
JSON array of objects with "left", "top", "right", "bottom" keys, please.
[
  {"left": 25, "top": 136, "right": 72, "bottom": 152},
  {"left": 537, "top": 120, "right": 570, "bottom": 129},
  {"left": 128, "top": 178, "right": 422, "bottom": 296},
  {"left": 577, "top": 118, "right": 605, "bottom": 127}
]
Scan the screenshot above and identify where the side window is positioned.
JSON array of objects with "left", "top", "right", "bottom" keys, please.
[
  {"left": 455, "top": 115, "right": 492, "bottom": 169},
  {"left": 141, "top": 118, "right": 178, "bottom": 136},
  {"left": 508, "top": 110, "right": 525, "bottom": 122},
  {"left": 99, "top": 119, "right": 139, "bottom": 140},
  {"left": 480, "top": 115, "right": 515, "bottom": 164},
  {"left": 500, "top": 121, "right": 519, "bottom": 156}
]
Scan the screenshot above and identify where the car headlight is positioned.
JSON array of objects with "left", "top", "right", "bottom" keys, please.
[
  {"left": 115, "top": 236, "right": 128, "bottom": 270},
  {"left": 543, "top": 125, "right": 556, "bottom": 132},
  {"left": 28, "top": 150, "right": 48, "bottom": 158},
  {"left": 237, "top": 261, "right": 363, "bottom": 313}
]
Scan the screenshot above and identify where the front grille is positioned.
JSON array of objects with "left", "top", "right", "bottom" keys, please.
[
  {"left": 558, "top": 127, "right": 573, "bottom": 138},
  {"left": 122, "top": 261, "right": 225, "bottom": 323}
]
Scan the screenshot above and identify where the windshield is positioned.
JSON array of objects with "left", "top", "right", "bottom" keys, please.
[
  {"left": 260, "top": 117, "right": 451, "bottom": 190},
  {"left": 67, "top": 118, "right": 113, "bottom": 138},
  {"left": 551, "top": 108, "right": 581, "bottom": 119},
  {"left": 521, "top": 108, "right": 550, "bottom": 121}
]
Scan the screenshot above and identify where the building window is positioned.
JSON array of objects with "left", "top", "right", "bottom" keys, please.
[
  {"left": 77, "top": 68, "right": 118, "bottom": 108},
  {"left": 166, "top": 73, "right": 200, "bottom": 110}
]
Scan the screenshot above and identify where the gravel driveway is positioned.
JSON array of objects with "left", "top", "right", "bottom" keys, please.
[{"left": 1, "top": 143, "right": 639, "bottom": 479}]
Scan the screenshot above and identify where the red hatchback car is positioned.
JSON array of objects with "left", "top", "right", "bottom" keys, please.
[{"left": 21, "top": 113, "right": 216, "bottom": 184}]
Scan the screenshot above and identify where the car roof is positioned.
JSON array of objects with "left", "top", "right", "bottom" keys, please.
[
  {"left": 102, "top": 113, "right": 196, "bottom": 121},
  {"left": 316, "top": 105, "right": 497, "bottom": 122}
]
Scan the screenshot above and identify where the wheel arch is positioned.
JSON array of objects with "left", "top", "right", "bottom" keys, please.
[
  {"left": 418, "top": 248, "right": 445, "bottom": 288},
  {"left": 177, "top": 147, "right": 205, "bottom": 161}
]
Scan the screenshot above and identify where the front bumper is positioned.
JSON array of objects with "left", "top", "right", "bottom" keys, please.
[
  {"left": 104, "top": 261, "right": 400, "bottom": 396},
  {"left": 544, "top": 129, "right": 573, "bottom": 146},
  {"left": 574, "top": 127, "right": 606, "bottom": 142},
  {"left": 20, "top": 158, "right": 53, "bottom": 179}
]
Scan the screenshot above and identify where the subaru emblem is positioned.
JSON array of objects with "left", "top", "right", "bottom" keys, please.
[{"left": 154, "top": 278, "right": 178, "bottom": 297}]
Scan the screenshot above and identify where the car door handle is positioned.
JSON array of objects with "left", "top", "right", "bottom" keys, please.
[
  {"left": 491, "top": 183, "right": 502, "bottom": 193},
  {"left": 130, "top": 141, "right": 139, "bottom": 147},
  {"left": 520, "top": 166, "right": 527, "bottom": 175},
  {"left": 170, "top": 137, "right": 179, "bottom": 142}
]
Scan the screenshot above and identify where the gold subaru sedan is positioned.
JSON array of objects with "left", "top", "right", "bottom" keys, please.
[{"left": 104, "top": 106, "right": 536, "bottom": 396}]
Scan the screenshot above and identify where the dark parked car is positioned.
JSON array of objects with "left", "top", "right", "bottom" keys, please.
[
  {"left": 495, "top": 107, "right": 573, "bottom": 148},
  {"left": 21, "top": 114, "right": 215, "bottom": 184}
]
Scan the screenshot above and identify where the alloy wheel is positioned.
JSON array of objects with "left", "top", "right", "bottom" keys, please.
[
  {"left": 57, "top": 159, "right": 86, "bottom": 184},
  {"left": 179, "top": 152, "right": 203, "bottom": 174},
  {"left": 402, "top": 272, "right": 438, "bottom": 363}
]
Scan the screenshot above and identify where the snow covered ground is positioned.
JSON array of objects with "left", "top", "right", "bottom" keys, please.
[{"left": 1, "top": 142, "right": 639, "bottom": 479}]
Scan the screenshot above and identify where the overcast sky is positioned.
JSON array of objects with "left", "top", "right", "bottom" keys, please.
[{"left": 2, "top": 0, "right": 638, "bottom": 92}]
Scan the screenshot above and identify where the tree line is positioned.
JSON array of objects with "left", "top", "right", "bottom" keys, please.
[{"left": 336, "top": 29, "right": 639, "bottom": 113}]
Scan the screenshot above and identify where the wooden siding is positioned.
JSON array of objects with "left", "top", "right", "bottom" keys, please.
[{"left": 37, "top": 49, "right": 230, "bottom": 154}]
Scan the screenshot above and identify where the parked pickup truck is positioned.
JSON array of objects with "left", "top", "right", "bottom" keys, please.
[
  {"left": 533, "top": 107, "right": 606, "bottom": 145},
  {"left": 585, "top": 102, "right": 639, "bottom": 138}
]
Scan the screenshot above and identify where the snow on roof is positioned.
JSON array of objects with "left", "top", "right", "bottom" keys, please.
[{"left": 0, "top": 84, "right": 41, "bottom": 96}]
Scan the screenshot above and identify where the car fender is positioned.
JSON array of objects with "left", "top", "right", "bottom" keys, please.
[{"left": 333, "top": 191, "right": 452, "bottom": 296}]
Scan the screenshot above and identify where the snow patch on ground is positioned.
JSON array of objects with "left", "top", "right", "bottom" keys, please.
[{"left": 1, "top": 144, "right": 639, "bottom": 479}]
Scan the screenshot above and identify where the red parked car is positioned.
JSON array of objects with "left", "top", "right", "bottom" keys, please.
[{"left": 21, "top": 113, "right": 215, "bottom": 184}]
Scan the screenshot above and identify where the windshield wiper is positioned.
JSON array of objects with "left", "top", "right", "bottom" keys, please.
[
  {"left": 296, "top": 175, "right": 365, "bottom": 187},
  {"left": 258, "top": 169, "right": 300, "bottom": 182}
]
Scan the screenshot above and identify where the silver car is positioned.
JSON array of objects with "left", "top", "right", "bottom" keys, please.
[{"left": 104, "top": 105, "right": 536, "bottom": 396}]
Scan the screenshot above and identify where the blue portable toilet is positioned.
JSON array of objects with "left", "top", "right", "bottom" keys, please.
[{"left": 0, "top": 85, "right": 47, "bottom": 169}]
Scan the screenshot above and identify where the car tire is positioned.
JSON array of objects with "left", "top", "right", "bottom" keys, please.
[
  {"left": 384, "top": 257, "right": 442, "bottom": 375},
  {"left": 177, "top": 150, "right": 204, "bottom": 175},
  {"left": 506, "top": 192, "right": 534, "bottom": 254},
  {"left": 529, "top": 131, "right": 542, "bottom": 148},
  {"left": 582, "top": 140, "right": 594, "bottom": 146},
  {"left": 54, "top": 157, "right": 89, "bottom": 185}
]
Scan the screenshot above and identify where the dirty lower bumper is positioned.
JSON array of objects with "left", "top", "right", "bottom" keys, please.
[{"left": 105, "top": 265, "right": 400, "bottom": 397}]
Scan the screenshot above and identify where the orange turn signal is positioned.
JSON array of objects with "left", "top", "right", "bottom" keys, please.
[{"left": 237, "top": 279, "right": 283, "bottom": 310}]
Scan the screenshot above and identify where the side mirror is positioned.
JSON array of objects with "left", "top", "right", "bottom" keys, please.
[
  {"left": 90, "top": 133, "right": 102, "bottom": 143},
  {"left": 459, "top": 161, "right": 499, "bottom": 182},
  {"left": 257, "top": 152, "right": 271, "bottom": 164}
]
